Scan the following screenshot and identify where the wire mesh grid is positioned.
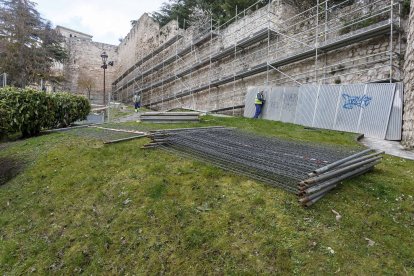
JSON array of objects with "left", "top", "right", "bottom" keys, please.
[{"left": 153, "top": 128, "right": 361, "bottom": 192}]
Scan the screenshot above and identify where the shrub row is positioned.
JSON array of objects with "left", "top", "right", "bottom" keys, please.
[{"left": 0, "top": 87, "right": 90, "bottom": 137}]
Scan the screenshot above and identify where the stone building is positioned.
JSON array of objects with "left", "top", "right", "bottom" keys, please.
[{"left": 56, "top": 26, "right": 118, "bottom": 105}]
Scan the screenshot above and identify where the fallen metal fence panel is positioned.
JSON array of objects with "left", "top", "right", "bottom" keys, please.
[{"left": 146, "top": 128, "right": 381, "bottom": 206}]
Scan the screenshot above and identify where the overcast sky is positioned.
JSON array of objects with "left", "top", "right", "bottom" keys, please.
[{"left": 34, "top": 0, "right": 165, "bottom": 45}]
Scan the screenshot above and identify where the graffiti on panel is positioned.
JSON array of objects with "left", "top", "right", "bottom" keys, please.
[{"left": 342, "top": 94, "right": 372, "bottom": 109}]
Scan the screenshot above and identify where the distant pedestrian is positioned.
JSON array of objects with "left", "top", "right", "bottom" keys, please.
[
  {"left": 253, "top": 90, "right": 265, "bottom": 119},
  {"left": 133, "top": 93, "right": 141, "bottom": 112}
]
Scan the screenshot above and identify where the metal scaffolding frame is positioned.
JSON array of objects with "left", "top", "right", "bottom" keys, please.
[{"left": 112, "top": 0, "right": 402, "bottom": 112}]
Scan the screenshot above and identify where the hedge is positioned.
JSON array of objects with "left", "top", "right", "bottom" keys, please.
[{"left": 0, "top": 87, "right": 90, "bottom": 137}]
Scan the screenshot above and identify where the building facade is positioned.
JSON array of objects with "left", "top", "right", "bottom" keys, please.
[{"left": 56, "top": 26, "right": 118, "bottom": 104}]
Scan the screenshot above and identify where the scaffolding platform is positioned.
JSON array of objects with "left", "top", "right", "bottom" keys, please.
[
  {"left": 237, "top": 28, "right": 278, "bottom": 49},
  {"left": 270, "top": 20, "right": 395, "bottom": 68},
  {"left": 144, "top": 19, "right": 397, "bottom": 106},
  {"left": 115, "top": 27, "right": 278, "bottom": 92},
  {"left": 211, "top": 27, "right": 277, "bottom": 61},
  {"left": 193, "top": 30, "right": 219, "bottom": 46},
  {"left": 113, "top": 33, "right": 183, "bottom": 86}
]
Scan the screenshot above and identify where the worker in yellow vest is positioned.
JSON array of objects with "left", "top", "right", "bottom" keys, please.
[{"left": 253, "top": 90, "right": 265, "bottom": 118}]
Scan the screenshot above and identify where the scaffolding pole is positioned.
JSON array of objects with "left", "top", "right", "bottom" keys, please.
[
  {"left": 389, "top": 0, "right": 394, "bottom": 83},
  {"left": 116, "top": 0, "right": 399, "bottom": 110},
  {"left": 233, "top": 5, "right": 238, "bottom": 116}
]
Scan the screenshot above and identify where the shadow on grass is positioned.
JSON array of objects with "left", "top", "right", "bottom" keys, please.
[{"left": 0, "top": 157, "right": 26, "bottom": 186}]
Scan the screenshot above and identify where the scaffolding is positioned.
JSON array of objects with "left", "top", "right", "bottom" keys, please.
[{"left": 112, "top": 0, "right": 402, "bottom": 113}]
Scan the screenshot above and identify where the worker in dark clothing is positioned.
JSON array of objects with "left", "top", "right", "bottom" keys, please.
[
  {"left": 133, "top": 93, "right": 141, "bottom": 112},
  {"left": 253, "top": 90, "right": 265, "bottom": 119}
]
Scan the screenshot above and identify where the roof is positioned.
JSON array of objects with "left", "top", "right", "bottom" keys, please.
[{"left": 56, "top": 25, "right": 93, "bottom": 38}]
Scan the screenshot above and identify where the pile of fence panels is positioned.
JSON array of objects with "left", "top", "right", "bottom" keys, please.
[
  {"left": 297, "top": 149, "right": 383, "bottom": 206},
  {"left": 140, "top": 112, "right": 200, "bottom": 123},
  {"left": 146, "top": 127, "right": 382, "bottom": 206}
]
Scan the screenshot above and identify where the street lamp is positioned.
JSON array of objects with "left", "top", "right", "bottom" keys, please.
[{"left": 100, "top": 51, "right": 113, "bottom": 105}]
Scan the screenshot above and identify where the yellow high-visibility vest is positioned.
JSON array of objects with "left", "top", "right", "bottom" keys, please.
[{"left": 255, "top": 93, "right": 263, "bottom": 105}]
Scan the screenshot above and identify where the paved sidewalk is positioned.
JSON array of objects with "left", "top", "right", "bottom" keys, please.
[
  {"left": 360, "top": 137, "right": 414, "bottom": 160},
  {"left": 114, "top": 112, "right": 141, "bottom": 123}
]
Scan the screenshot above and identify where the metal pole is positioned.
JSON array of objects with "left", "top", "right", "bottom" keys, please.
[
  {"left": 315, "top": 0, "right": 319, "bottom": 84},
  {"left": 103, "top": 68, "right": 106, "bottom": 105},
  {"left": 208, "top": 15, "right": 213, "bottom": 112},
  {"left": 267, "top": 0, "right": 271, "bottom": 85},
  {"left": 398, "top": 0, "right": 402, "bottom": 80},
  {"left": 389, "top": 0, "right": 394, "bottom": 83},
  {"left": 150, "top": 49, "right": 153, "bottom": 110},
  {"left": 141, "top": 52, "right": 144, "bottom": 106},
  {"left": 233, "top": 5, "right": 238, "bottom": 116},
  {"left": 323, "top": 0, "right": 328, "bottom": 84},
  {"left": 324, "top": 0, "right": 328, "bottom": 42},
  {"left": 308, "top": 148, "right": 372, "bottom": 176},
  {"left": 162, "top": 51, "right": 165, "bottom": 111},
  {"left": 108, "top": 83, "right": 111, "bottom": 122}
]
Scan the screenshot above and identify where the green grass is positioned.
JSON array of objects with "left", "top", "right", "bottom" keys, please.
[
  {"left": 0, "top": 116, "right": 413, "bottom": 274},
  {"left": 104, "top": 115, "right": 362, "bottom": 147}
]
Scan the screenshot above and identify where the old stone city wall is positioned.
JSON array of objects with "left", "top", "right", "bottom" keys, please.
[
  {"left": 116, "top": 14, "right": 180, "bottom": 77},
  {"left": 55, "top": 26, "right": 118, "bottom": 105},
  {"left": 112, "top": 0, "right": 405, "bottom": 116},
  {"left": 64, "top": 39, "right": 118, "bottom": 105}
]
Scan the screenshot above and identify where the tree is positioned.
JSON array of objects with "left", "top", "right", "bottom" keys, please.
[
  {"left": 151, "top": 0, "right": 271, "bottom": 28},
  {"left": 151, "top": 0, "right": 354, "bottom": 28},
  {"left": 0, "top": 0, "right": 67, "bottom": 88},
  {"left": 77, "top": 74, "right": 95, "bottom": 100},
  {"left": 151, "top": 0, "right": 196, "bottom": 29}
]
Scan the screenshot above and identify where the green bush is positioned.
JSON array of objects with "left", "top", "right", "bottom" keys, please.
[
  {"left": 0, "top": 87, "right": 90, "bottom": 137},
  {"left": 0, "top": 99, "right": 11, "bottom": 136}
]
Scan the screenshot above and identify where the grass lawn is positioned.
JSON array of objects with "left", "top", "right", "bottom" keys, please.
[
  {"left": 107, "top": 106, "right": 135, "bottom": 121},
  {"left": 1, "top": 116, "right": 413, "bottom": 274}
]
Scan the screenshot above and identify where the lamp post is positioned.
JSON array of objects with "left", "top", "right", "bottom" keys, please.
[{"left": 100, "top": 51, "right": 113, "bottom": 106}]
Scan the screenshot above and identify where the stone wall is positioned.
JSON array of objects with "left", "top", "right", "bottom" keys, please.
[
  {"left": 64, "top": 39, "right": 118, "bottom": 104},
  {"left": 116, "top": 14, "right": 160, "bottom": 77},
  {"left": 55, "top": 26, "right": 118, "bottom": 104},
  {"left": 116, "top": 15, "right": 180, "bottom": 77},
  {"left": 113, "top": 0, "right": 405, "bottom": 117},
  {"left": 403, "top": 0, "right": 414, "bottom": 148}
]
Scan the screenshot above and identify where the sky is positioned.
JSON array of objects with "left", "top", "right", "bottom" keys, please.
[{"left": 34, "top": 0, "right": 165, "bottom": 45}]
